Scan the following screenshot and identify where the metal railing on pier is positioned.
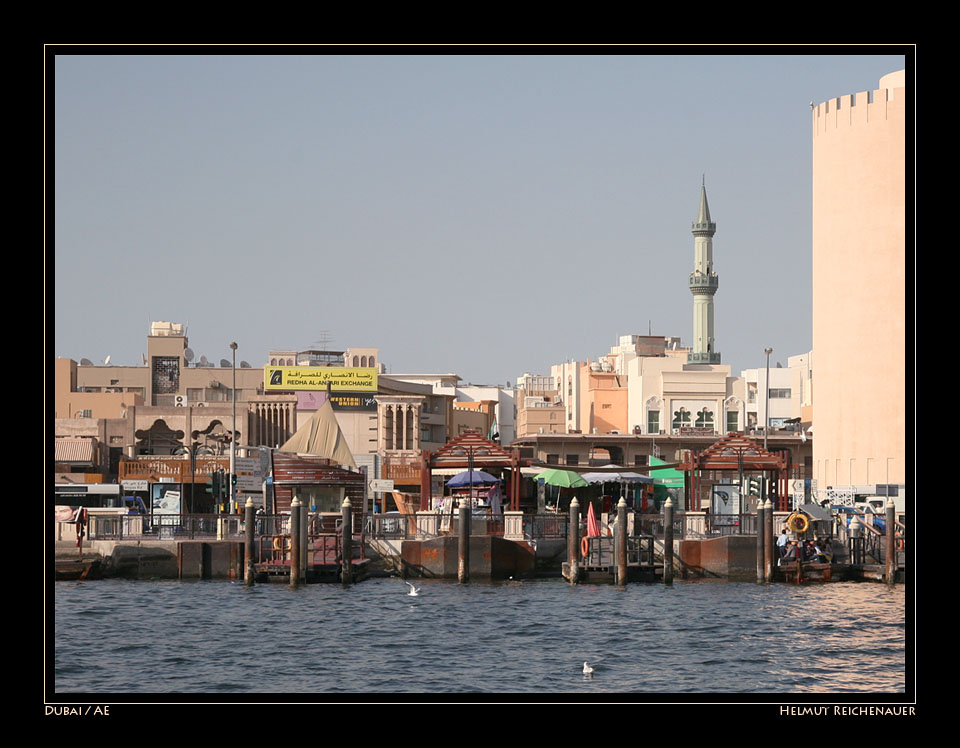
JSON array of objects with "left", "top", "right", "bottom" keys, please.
[
  {"left": 581, "top": 535, "right": 656, "bottom": 568},
  {"left": 86, "top": 513, "right": 246, "bottom": 541}
]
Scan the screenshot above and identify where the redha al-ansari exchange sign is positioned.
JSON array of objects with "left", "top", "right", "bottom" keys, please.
[{"left": 264, "top": 366, "right": 378, "bottom": 392}]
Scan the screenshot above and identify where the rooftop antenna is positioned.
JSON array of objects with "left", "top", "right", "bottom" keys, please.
[{"left": 311, "top": 330, "right": 334, "bottom": 351}]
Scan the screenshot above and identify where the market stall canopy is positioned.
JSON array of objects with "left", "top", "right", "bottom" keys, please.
[
  {"left": 537, "top": 468, "right": 588, "bottom": 488},
  {"left": 277, "top": 399, "right": 356, "bottom": 468},
  {"left": 447, "top": 469, "right": 500, "bottom": 487},
  {"left": 580, "top": 465, "right": 652, "bottom": 484}
]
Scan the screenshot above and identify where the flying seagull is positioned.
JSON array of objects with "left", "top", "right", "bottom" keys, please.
[{"left": 405, "top": 582, "right": 421, "bottom": 597}]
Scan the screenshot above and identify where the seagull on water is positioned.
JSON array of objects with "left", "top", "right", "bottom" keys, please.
[
  {"left": 405, "top": 582, "right": 421, "bottom": 597},
  {"left": 583, "top": 661, "right": 594, "bottom": 677}
]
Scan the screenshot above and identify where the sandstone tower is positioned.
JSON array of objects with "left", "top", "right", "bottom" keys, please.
[{"left": 811, "top": 70, "right": 906, "bottom": 491}]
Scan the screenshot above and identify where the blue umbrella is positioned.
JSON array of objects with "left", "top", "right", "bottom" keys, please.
[{"left": 446, "top": 470, "right": 499, "bottom": 487}]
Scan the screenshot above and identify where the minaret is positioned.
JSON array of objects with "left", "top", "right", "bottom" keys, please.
[{"left": 688, "top": 180, "right": 721, "bottom": 364}]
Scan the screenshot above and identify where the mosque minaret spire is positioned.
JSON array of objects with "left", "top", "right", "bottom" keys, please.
[{"left": 688, "top": 179, "right": 721, "bottom": 364}]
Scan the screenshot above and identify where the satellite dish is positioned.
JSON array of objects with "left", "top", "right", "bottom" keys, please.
[
  {"left": 104, "top": 355, "right": 111, "bottom": 366},
  {"left": 184, "top": 348, "right": 194, "bottom": 363},
  {"left": 240, "top": 361, "right": 251, "bottom": 368},
  {"left": 200, "top": 355, "right": 209, "bottom": 366},
  {"left": 141, "top": 353, "right": 147, "bottom": 365},
  {"left": 80, "top": 358, "right": 93, "bottom": 366},
  {"left": 220, "top": 359, "right": 231, "bottom": 368}
]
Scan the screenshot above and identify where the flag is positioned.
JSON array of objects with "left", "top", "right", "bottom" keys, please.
[{"left": 488, "top": 418, "right": 499, "bottom": 441}]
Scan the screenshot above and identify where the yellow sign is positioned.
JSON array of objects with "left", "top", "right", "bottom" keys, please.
[{"left": 264, "top": 366, "right": 378, "bottom": 392}]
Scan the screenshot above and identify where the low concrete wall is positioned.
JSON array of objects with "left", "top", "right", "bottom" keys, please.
[
  {"left": 679, "top": 535, "right": 757, "bottom": 579},
  {"left": 55, "top": 539, "right": 243, "bottom": 580},
  {"left": 401, "top": 536, "right": 536, "bottom": 579}
]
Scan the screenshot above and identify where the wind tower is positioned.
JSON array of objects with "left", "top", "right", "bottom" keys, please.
[{"left": 688, "top": 180, "right": 721, "bottom": 364}]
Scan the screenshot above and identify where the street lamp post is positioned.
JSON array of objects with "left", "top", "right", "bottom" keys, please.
[
  {"left": 174, "top": 441, "right": 215, "bottom": 514},
  {"left": 763, "top": 347, "right": 773, "bottom": 452},
  {"left": 230, "top": 341, "right": 238, "bottom": 515}
]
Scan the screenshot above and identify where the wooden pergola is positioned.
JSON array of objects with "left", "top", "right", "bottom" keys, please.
[
  {"left": 682, "top": 432, "right": 790, "bottom": 512},
  {"left": 419, "top": 430, "right": 525, "bottom": 511}
]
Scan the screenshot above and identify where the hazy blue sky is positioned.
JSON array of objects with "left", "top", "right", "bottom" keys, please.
[{"left": 53, "top": 51, "right": 907, "bottom": 386}]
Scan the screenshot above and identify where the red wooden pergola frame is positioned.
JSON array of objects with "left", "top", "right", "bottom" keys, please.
[
  {"left": 419, "top": 430, "right": 524, "bottom": 511},
  {"left": 682, "top": 432, "right": 790, "bottom": 512}
]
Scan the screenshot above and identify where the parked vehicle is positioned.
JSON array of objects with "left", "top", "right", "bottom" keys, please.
[{"left": 834, "top": 504, "right": 885, "bottom": 532}]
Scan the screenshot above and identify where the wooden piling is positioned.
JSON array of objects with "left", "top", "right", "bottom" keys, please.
[
  {"left": 663, "top": 498, "right": 674, "bottom": 585},
  {"left": 568, "top": 498, "right": 580, "bottom": 584},
  {"left": 458, "top": 497, "right": 470, "bottom": 584},
  {"left": 756, "top": 500, "right": 765, "bottom": 584},
  {"left": 764, "top": 499, "right": 774, "bottom": 583},
  {"left": 885, "top": 498, "right": 896, "bottom": 585},
  {"left": 616, "top": 498, "right": 627, "bottom": 586},
  {"left": 341, "top": 498, "right": 353, "bottom": 587},
  {"left": 289, "top": 497, "right": 301, "bottom": 588},
  {"left": 244, "top": 498, "right": 256, "bottom": 587}
]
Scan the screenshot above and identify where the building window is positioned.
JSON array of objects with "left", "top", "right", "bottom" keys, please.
[
  {"left": 695, "top": 409, "right": 714, "bottom": 428},
  {"left": 647, "top": 411, "right": 660, "bottom": 434},
  {"left": 769, "top": 388, "right": 792, "bottom": 399},
  {"left": 566, "top": 454, "right": 579, "bottom": 466},
  {"left": 726, "top": 410, "right": 739, "bottom": 433},
  {"left": 547, "top": 454, "right": 559, "bottom": 465},
  {"left": 672, "top": 408, "right": 691, "bottom": 430}
]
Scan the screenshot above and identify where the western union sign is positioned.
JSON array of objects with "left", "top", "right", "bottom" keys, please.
[{"left": 264, "top": 367, "right": 378, "bottom": 392}]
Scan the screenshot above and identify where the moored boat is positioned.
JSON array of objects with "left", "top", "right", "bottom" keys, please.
[{"left": 778, "top": 561, "right": 832, "bottom": 583}]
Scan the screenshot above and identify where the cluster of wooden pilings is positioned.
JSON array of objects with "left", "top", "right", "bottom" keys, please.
[
  {"left": 564, "top": 497, "right": 674, "bottom": 586},
  {"left": 756, "top": 498, "right": 900, "bottom": 585},
  {"left": 243, "top": 496, "right": 357, "bottom": 588}
]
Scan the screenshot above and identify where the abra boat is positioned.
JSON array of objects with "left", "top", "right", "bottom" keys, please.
[{"left": 778, "top": 561, "right": 832, "bottom": 583}]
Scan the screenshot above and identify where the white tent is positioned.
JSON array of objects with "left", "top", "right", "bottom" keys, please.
[{"left": 277, "top": 399, "right": 357, "bottom": 468}]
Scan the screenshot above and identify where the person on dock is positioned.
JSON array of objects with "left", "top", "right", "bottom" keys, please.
[{"left": 776, "top": 529, "right": 790, "bottom": 559}]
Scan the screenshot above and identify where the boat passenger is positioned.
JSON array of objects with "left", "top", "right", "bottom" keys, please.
[{"left": 779, "top": 540, "right": 799, "bottom": 566}]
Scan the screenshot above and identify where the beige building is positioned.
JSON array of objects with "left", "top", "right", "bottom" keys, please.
[
  {"left": 516, "top": 373, "right": 565, "bottom": 436},
  {"left": 56, "top": 322, "right": 297, "bottom": 462},
  {"left": 811, "top": 70, "right": 907, "bottom": 492}
]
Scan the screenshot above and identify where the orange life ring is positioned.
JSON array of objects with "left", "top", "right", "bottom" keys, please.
[
  {"left": 580, "top": 536, "right": 590, "bottom": 558},
  {"left": 273, "top": 534, "right": 292, "bottom": 553},
  {"left": 787, "top": 513, "right": 809, "bottom": 534},
  {"left": 895, "top": 532, "right": 904, "bottom": 551}
]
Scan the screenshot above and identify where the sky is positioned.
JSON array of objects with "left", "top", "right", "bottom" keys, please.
[{"left": 52, "top": 50, "right": 907, "bottom": 387}]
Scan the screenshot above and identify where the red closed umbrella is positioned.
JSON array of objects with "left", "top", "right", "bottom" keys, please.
[{"left": 586, "top": 501, "right": 600, "bottom": 537}]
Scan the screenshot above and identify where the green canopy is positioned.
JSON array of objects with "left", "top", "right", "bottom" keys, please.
[
  {"left": 649, "top": 456, "right": 685, "bottom": 509},
  {"left": 537, "top": 468, "right": 588, "bottom": 488}
]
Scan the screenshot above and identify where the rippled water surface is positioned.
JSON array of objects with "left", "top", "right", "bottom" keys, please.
[{"left": 53, "top": 577, "right": 906, "bottom": 695}]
